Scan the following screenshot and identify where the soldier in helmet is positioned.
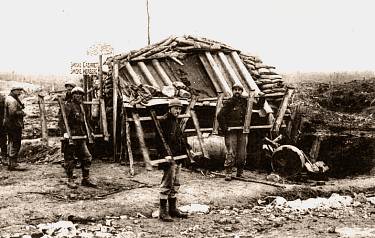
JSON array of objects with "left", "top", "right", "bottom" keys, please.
[
  {"left": 63, "top": 86, "right": 96, "bottom": 189},
  {"left": 218, "top": 83, "right": 248, "bottom": 181},
  {"left": 58, "top": 80, "right": 77, "bottom": 177},
  {"left": 155, "top": 97, "right": 190, "bottom": 222},
  {"left": 3, "top": 86, "right": 27, "bottom": 171}
]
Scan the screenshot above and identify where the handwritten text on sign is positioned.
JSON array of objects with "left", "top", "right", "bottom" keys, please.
[{"left": 71, "top": 62, "right": 99, "bottom": 75}]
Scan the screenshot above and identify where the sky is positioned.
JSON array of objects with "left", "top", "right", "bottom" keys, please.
[{"left": 1, "top": 0, "right": 374, "bottom": 75}]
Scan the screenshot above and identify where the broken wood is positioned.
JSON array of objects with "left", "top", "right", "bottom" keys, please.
[
  {"left": 210, "top": 172, "right": 285, "bottom": 188},
  {"left": 37, "top": 95, "right": 48, "bottom": 145},
  {"left": 212, "top": 93, "right": 224, "bottom": 135},
  {"left": 132, "top": 112, "right": 152, "bottom": 171},
  {"left": 57, "top": 96, "right": 73, "bottom": 145}
]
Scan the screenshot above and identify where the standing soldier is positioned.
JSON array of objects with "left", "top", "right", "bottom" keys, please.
[
  {"left": 58, "top": 81, "right": 77, "bottom": 177},
  {"left": 4, "top": 86, "right": 27, "bottom": 171},
  {"left": 63, "top": 86, "right": 97, "bottom": 189},
  {"left": 0, "top": 93, "right": 7, "bottom": 165},
  {"left": 218, "top": 83, "right": 248, "bottom": 181},
  {"left": 156, "top": 98, "right": 189, "bottom": 222}
]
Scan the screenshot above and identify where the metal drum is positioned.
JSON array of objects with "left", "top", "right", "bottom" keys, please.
[
  {"left": 187, "top": 134, "right": 226, "bottom": 163},
  {"left": 271, "top": 145, "right": 306, "bottom": 176}
]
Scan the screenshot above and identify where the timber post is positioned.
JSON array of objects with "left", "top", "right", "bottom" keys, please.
[{"left": 37, "top": 94, "right": 48, "bottom": 145}]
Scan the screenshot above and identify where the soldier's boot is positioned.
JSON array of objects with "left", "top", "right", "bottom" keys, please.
[
  {"left": 159, "top": 199, "right": 173, "bottom": 222},
  {"left": 8, "top": 157, "right": 27, "bottom": 171},
  {"left": 81, "top": 169, "right": 97, "bottom": 188},
  {"left": 1, "top": 155, "right": 8, "bottom": 166},
  {"left": 168, "top": 197, "right": 188, "bottom": 218},
  {"left": 225, "top": 167, "right": 232, "bottom": 181},
  {"left": 236, "top": 168, "right": 244, "bottom": 178},
  {"left": 66, "top": 170, "right": 78, "bottom": 189}
]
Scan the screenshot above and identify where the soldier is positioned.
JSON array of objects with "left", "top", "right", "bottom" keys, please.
[
  {"left": 4, "top": 86, "right": 27, "bottom": 171},
  {"left": 156, "top": 98, "right": 190, "bottom": 222},
  {"left": 63, "top": 86, "right": 96, "bottom": 189},
  {"left": 218, "top": 83, "right": 248, "bottom": 181},
  {"left": 58, "top": 80, "right": 77, "bottom": 177},
  {"left": 0, "top": 93, "right": 7, "bottom": 166}
]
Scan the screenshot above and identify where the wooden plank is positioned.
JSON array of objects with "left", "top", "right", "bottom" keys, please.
[
  {"left": 189, "top": 110, "right": 209, "bottom": 159},
  {"left": 38, "top": 95, "right": 48, "bottom": 145},
  {"left": 113, "top": 61, "right": 119, "bottom": 160},
  {"left": 272, "top": 87, "right": 294, "bottom": 136},
  {"left": 127, "top": 114, "right": 191, "bottom": 122},
  {"left": 198, "top": 54, "right": 222, "bottom": 94},
  {"left": 205, "top": 52, "right": 232, "bottom": 97},
  {"left": 137, "top": 62, "right": 160, "bottom": 89},
  {"left": 151, "top": 59, "right": 173, "bottom": 86},
  {"left": 132, "top": 112, "right": 152, "bottom": 171},
  {"left": 62, "top": 134, "right": 104, "bottom": 140},
  {"left": 218, "top": 52, "right": 248, "bottom": 94},
  {"left": 98, "top": 55, "right": 103, "bottom": 98},
  {"left": 57, "top": 96, "right": 73, "bottom": 145},
  {"left": 150, "top": 154, "right": 187, "bottom": 166},
  {"left": 124, "top": 62, "right": 142, "bottom": 86},
  {"left": 180, "top": 95, "right": 197, "bottom": 132},
  {"left": 230, "top": 51, "right": 274, "bottom": 115},
  {"left": 100, "top": 98, "right": 110, "bottom": 141},
  {"left": 212, "top": 93, "right": 224, "bottom": 135},
  {"left": 243, "top": 91, "right": 256, "bottom": 134},
  {"left": 124, "top": 109, "right": 134, "bottom": 175}
]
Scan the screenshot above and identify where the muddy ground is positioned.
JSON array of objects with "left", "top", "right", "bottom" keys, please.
[
  {"left": 1, "top": 77, "right": 375, "bottom": 237},
  {"left": 1, "top": 161, "right": 375, "bottom": 238}
]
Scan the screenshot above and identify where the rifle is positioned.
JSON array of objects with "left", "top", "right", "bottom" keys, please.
[
  {"left": 57, "top": 96, "right": 73, "bottom": 145},
  {"left": 79, "top": 103, "right": 94, "bottom": 144}
]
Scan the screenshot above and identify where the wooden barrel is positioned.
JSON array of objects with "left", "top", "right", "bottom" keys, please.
[
  {"left": 187, "top": 134, "right": 226, "bottom": 163},
  {"left": 271, "top": 145, "right": 305, "bottom": 176}
]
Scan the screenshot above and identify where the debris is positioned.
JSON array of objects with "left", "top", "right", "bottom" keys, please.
[{"left": 179, "top": 203, "right": 210, "bottom": 214}]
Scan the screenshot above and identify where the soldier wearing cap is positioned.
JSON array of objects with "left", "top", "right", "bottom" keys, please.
[
  {"left": 3, "top": 86, "right": 27, "bottom": 171},
  {"left": 218, "top": 83, "right": 248, "bottom": 181},
  {"left": 155, "top": 97, "right": 190, "bottom": 222},
  {"left": 63, "top": 86, "right": 96, "bottom": 188}
]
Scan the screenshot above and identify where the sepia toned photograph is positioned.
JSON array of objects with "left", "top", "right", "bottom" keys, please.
[{"left": 1, "top": 0, "right": 375, "bottom": 237}]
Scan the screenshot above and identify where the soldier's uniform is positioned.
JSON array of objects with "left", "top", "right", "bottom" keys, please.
[
  {"left": 63, "top": 87, "right": 96, "bottom": 188},
  {"left": 0, "top": 94, "right": 7, "bottom": 165},
  {"left": 3, "top": 87, "right": 26, "bottom": 171},
  {"left": 155, "top": 98, "right": 189, "bottom": 222},
  {"left": 218, "top": 84, "right": 248, "bottom": 180}
]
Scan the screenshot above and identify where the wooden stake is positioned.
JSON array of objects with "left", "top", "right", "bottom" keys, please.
[
  {"left": 98, "top": 54, "right": 103, "bottom": 98},
  {"left": 100, "top": 98, "right": 110, "bottom": 141},
  {"left": 124, "top": 109, "right": 134, "bottom": 175},
  {"left": 190, "top": 110, "right": 209, "bottom": 159},
  {"left": 113, "top": 61, "right": 119, "bottom": 160},
  {"left": 212, "top": 93, "right": 224, "bottom": 135},
  {"left": 37, "top": 95, "right": 48, "bottom": 145},
  {"left": 272, "top": 87, "right": 294, "bottom": 136},
  {"left": 132, "top": 112, "right": 152, "bottom": 171},
  {"left": 180, "top": 95, "right": 197, "bottom": 132},
  {"left": 243, "top": 91, "right": 256, "bottom": 134}
]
